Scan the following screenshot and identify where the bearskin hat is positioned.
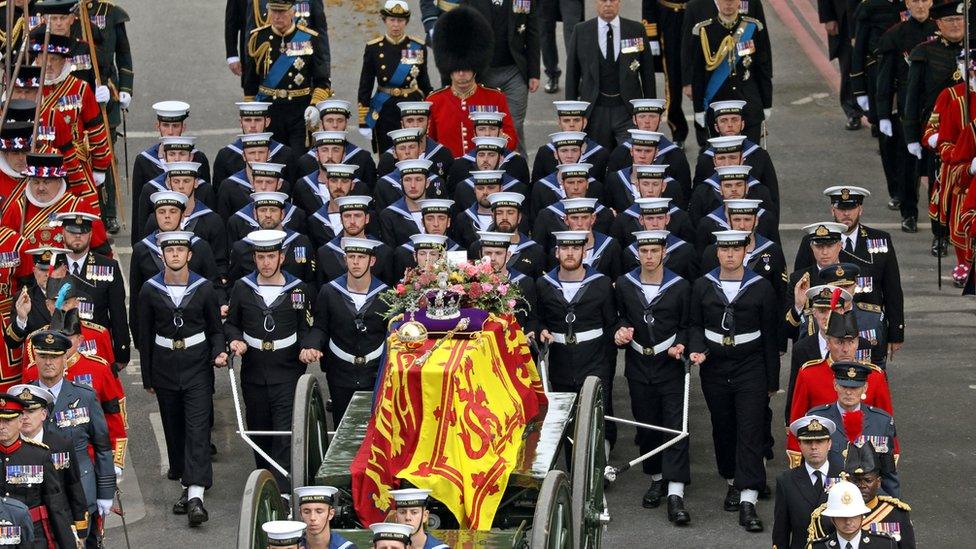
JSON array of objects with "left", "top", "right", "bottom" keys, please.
[{"left": 433, "top": 6, "right": 495, "bottom": 77}]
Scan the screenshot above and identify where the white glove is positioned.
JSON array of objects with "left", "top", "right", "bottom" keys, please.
[
  {"left": 118, "top": 91, "right": 131, "bottom": 110},
  {"left": 926, "top": 132, "right": 938, "bottom": 149},
  {"left": 906, "top": 142, "right": 922, "bottom": 159},
  {"left": 649, "top": 40, "right": 660, "bottom": 56},
  {"left": 114, "top": 466, "right": 123, "bottom": 477},
  {"left": 694, "top": 112, "right": 705, "bottom": 127},
  {"left": 226, "top": 56, "right": 240, "bottom": 66},
  {"left": 303, "top": 106, "right": 320, "bottom": 131},
  {"left": 878, "top": 119, "right": 892, "bottom": 137},
  {"left": 969, "top": 157, "right": 976, "bottom": 175},
  {"left": 97, "top": 499, "right": 113, "bottom": 516},
  {"left": 93, "top": 171, "right": 106, "bottom": 186},
  {"left": 856, "top": 95, "right": 870, "bottom": 112},
  {"left": 763, "top": 108, "right": 772, "bottom": 121},
  {"left": 94, "top": 85, "right": 110, "bottom": 104},
  {"left": 359, "top": 127, "right": 372, "bottom": 139}
]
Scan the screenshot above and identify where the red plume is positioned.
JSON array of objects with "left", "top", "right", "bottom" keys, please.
[
  {"left": 842, "top": 409, "right": 864, "bottom": 443},
  {"left": 830, "top": 287, "right": 842, "bottom": 312}
]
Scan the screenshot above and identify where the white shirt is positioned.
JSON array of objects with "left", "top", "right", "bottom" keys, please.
[
  {"left": 835, "top": 533, "right": 861, "bottom": 549},
  {"left": 166, "top": 284, "right": 188, "bottom": 306},
  {"left": 348, "top": 291, "right": 368, "bottom": 311},
  {"left": 256, "top": 285, "right": 285, "bottom": 307},
  {"left": 804, "top": 461, "right": 830, "bottom": 487},
  {"left": 560, "top": 280, "right": 582, "bottom": 302},
  {"left": 817, "top": 332, "right": 828, "bottom": 359},
  {"left": 641, "top": 283, "right": 660, "bottom": 303},
  {"left": 27, "top": 429, "right": 44, "bottom": 444},
  {"left": 42, "top": 378, "right": 65, "bottom": 402},
  {"left": 842, "top": 226, "right": 859, "bottom": 252},
  {"left": 598, "top": 16, "right": 621, "bottom": 60},
  {"left": 720, "top": 280, "right": 740, "bottom": 303}
]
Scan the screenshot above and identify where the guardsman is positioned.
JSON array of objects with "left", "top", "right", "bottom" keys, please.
[
  {"left": 687, "top": 230, "right": 779, "bottom": 533},
  {"left": 447, "top": 122, "right": 530, "bottom": 194},
  {"left": 376, "top": 102, "right": 453, "bottom": 180},
  {"left": 771, "top": 416, "right": 840, "bottom": 549},
  {"left": 301, "top": 238, "right": 388, "bottom": 424},
  {"left": 293, "top": 486, "right": 355, "bottom": 549},
  {"left": 620, "top": 198, "right": 699, "bottom": 281},
  {"left": 358, "top": 1, "right": 433, "bottom": 154},
  {"left": 224, "top": 229, "right": 314, "bottom": 491},
  {"left": 688, "top": 0, "right": 772, "bottom": 144},
  {"left": 374, "top": 129, "right": 447, "bottom": 211},
  {"left": 263, "top": 520, "right": 309, "bottom": 549},
  {"left": 693, "top": 119, "right": 779, "bottom": 204},
  {"left": 13, "top": 383, "right": 87, "bottom": 547},
  {"left": 605, "top": 99, "right": 694, "bottom": 191},
  {"left": 477, "top": 231, "right": 537, "bottom": 337},
  {"left": 451, "top": 137, "right": 528, "bottom": 212},
  {"left": 378, "top": 159, "right": 434, "bottom": 247},
  {"left": 451, "top": 170, "right": 505, "bottom": 248},
  {"left": 529, "top": 132, "right": 604, "bottom": 219},
  {"left": 293, "top": 162, "right": 366, "bottom": 229},
  {"left": 610, "top": 168, "right": 695, "bottom": 245},
  {"left": 296, "top": 131, "right": 371, "bottom": 216},
  {"left": 531, "top": 164, "right": 614, "bottom": 254},
  {"left": 213, "top": 102, "right": 297, "bottom": 186},
  {"left": 613, "top": 229, "right": 692, "bottom": 525},
  {"left": 297, "top": 100, "right": 378, "bottom": 188},
  {"left": 688, "top": 165, "right": 774, "bottom": 231},
  {"left": 137, "top": 231, "right": 225, "bottom": 526},
  {"left": 807, "top": 480, "right": 899, "bottom": 549},
  {"left": 244, "top": 0, "right": 332, "bottom": 151},
  {"left": 229, "top": 193, "right": 315, "bottom": 283},
  {"left": 606, "top": 130, "right": 687, "bottom": 212},
  {"left": 30, "top": 329, "right": 115, "bottom": 547},
  {"left": 392, "top": 200, "right": 462, "bottom": 281},
  {"left": 466, "top": 192, "right": 544, "bottom": 279},
  {"left": 537, "top": 231, "right": 619, "bottom": 447},
  {"left": 314, "top": 196, "right": 394, "bottom": 286},
  {"left": 793, "top": 187, "right": 904, "bottom": 365},
  {"left": 0, "top": 390, "right": 75, "bottom": 548},
  {"left": 531, "top": 101, "right": 609, "bottom": 183},
  {"left": 807, "top": 361, "right": 900, "bottom": 497},
  {"left": 390, "top": 489, "right": 448, "bottom": 549},
  {"left": 368, "top": 522, "right": 413, "bottom": 549}
]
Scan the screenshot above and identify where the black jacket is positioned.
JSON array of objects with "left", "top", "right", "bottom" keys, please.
[
  {"left": 461, "top": 0, "right": 541, "bottom": 81},
  {"left": 69, "top": 252, "right": 130, "bottom": 364},
  {"left": 771, "top": 461, "right": 842, "bottom": 549},
  {"left": 566, "top": 17, "right": 656, "bottom": 105},
  {"left": 875, "top": 16, "right": 937, "bottom": 120},
  {"left": 0, "top": 438, "right": 75, "bottom": 549}
]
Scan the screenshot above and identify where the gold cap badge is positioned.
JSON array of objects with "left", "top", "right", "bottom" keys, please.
[{"left": 847, "top": 367, "right": 856, "bottom": 379}]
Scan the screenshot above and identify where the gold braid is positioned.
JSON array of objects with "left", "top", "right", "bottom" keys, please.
[{"left": 701, "top": 32, "right": 735, "bottom": 72}]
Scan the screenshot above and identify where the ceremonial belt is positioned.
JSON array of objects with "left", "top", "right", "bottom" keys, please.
[
  {"left": 658, "top": 0, "right": 686, "bottom": 11},
  {"left": 377, "top": 83, "right": 420, "bottom": 97},
  {"left": 704, "top": 329, "right": 760, "bottom": 346},
  {"left": 551, "top": 328, "right": 603, "bottom": 345},
  {"left": 258, "top": 85, "right": 311, "bottom": 100},
  {"left": 28, "top": 505, "right": 54, "bottom": 548},
  {"left": 243, "top": 332, "right": 297, "bottom": 351},
  {"left": 702, "top": 19, "right": 757, "bottom": 108},
  {"left": 437, "top": 0, "right": 459, "bottom": 10},
  {"left": 367, "top": 40, "right": 424, "bottom": 128},
  {"left": 255, "top": 28, "right": 312, "bottom": 101},
  {"left": 629, "top": 334, "right": 677, "bottom": 356},
  {"left": 328, "top": 340, "right": 385, "bottom": 365},
  {"left": 154, "top": 333, "right": 206, "bottom": 350}
]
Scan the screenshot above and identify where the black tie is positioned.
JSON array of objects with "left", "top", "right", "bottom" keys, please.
[
  {"left": 813, "top": 470, "right": 824, "bottom": 494},
  {"left": 605, "top": 24, "right": 614, "bottom": 61},
  {"left": 845, "top": 237, "right": 855, "bottom": 254},
  {"left": 845, "top": 543, "right": 853, "bottom": 549},
  {"left": 72, "top": 262, "right": 80, "bottom": 277}
]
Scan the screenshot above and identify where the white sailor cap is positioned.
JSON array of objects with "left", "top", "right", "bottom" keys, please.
[
  {"left": 159, "top": 135, "right": 196, "bottom": 151},
  {"left": 235, "top": 101, "right": 271, "bottom": 116},
  {"left": 261, "top": 520, "right": 308, "bottom": 547},
  {"left": 712, "top": 230, "right": 751, "bottom": 247},
  {"left": 315, "top": 99, "right": 351, "bottom": 116},
  {"left": 293, "top": 485, "right": 340, "bottom": 506},
  {"left": 469, "top": 111, "right": 506, "bottom": 125},
  {"left": 628, "top": 129, "right": 663, "bottom": 146},
  {"left": 397, "top": 101, "right": 432, "bottom": 116},
  {"left": 803, "top": 222, "right": 847, "bottom": 242},
  {"left": 54, "top": 212, "right": 99, "bottom": 233},
  {"left": 633, "top": 230, "right": 669, "bottom": 247},
  {"left": 9, "top": 384, "right": 55, "bottom": 408},
  {"left": 805, "top": 285, "right": 853, "bottom": 308},
  {"left": 334, "top": 195, "right": 372, "bottom": 212},
  {"left": 487, "top": 192, "right": 525, "bottom": 209},
  {"left": 369, "top": 523, "right": 413, "bottom": 544},
  {"left": 789, "top": 415, "right": 837, "bottom": 439},
  {"left": 409, "top": 234, "right": 448, "bottom": 249},
  {"left": 387, "top": 127, "right": 423, "bottom": 144},
  {"left": 155, "top": 231, "right": 195, "bottom": 249},
  {"left": 312, "top": 130, "right": 347, "bottom": 146},
  {"left": 633, "top": 164, "right": 669, "bottom": 179},
  {"left": 549, "top": 131, "right": 586, "bottom": 147},
  {"left": 553, "top": 231, "right": 589, "bottom": 246},
  {"left": 245, "top": 229, "right": 287, "bottom": 252},
  {"left": 152, "top": 100, "right": 190, "bottom": 121},
  {"left": 708, "top": 135, "right": 747, "bottom": 153},
  {"left": 418, "top": 198, "right": 454, "bottom": 214},
  {"left": 164, "top": 161, "right": 201, "bottom": 177},
  {"left": 560, "top": 197, "right": 597, "bottom": 214},
  {"left": 248, "top": 162, "right": 286, "bottom": 178},
  {"left": 340, "top": 237, "right": 382, "bottom": 255},
  {"left": 823, "top": 186, "right": 871, "bottom": 208},
  {"left": 477, "top": 231, "right": 515, "bottom": 248},
  {"left": 396, "top": 158, "right": 432, "bottom": 176},
  {"left": 709, "top": 100, "right": 747, "bottom": 115},
  {"left": 470, "top": 170, "right": 505, "bottom": 185},
  {"left": 150, "top": 190, "right": 188, "bottom": 209},
  {"left": 552, "top": 100, "right": 589, "bottom": 116},
  {"left": 557, "top": 163, "right": 591, "bottom": 179},
  {"left": 635, "top": 197, "right": 671, "bottom": 215},
  {"left": 472, "top": 136, "right": 507, "bottom": 151},
  {"left": 323, "top": 163, "right": 358, "bottom": 178},
  {"left": 629, "top": 98, "right": 666, "bottom": 113},
  {"left": 239, "top": 132, "right": 273, "bottom": 148},
  {"left": 724, "top": 198, "right": 763, "bottom": 215},
  {"left": 715, "top": 165, "right": 752, "bottom": 180},
  {"left": 389, "top": 488, "right": 432, "bottom": 507},
  {"left": 250, "top": 191, "right": 288, "bottom": 208}
]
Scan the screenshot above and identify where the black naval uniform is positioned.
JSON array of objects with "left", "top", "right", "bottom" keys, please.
[
  {"left": 542, "top": 232, "right": 621, "bottom": 280},
  {"left": 291, "top": 171, "right": 369, "bottom": 218},
  {"left": 622, "top": 234, "right": 699, "bottom": 281},
  {"left": 68, "top": 251, "right": 130, "bottom": 366},
  {"left": 695, "top": 206, "right": 780, "bottom": 252},
  {"left": 605, "top": 138, "right": 694, "bottom": 206},
  {"left": 536, "top": 267, "right": 619, "bottom": 443},
  {"left": 376, "top": 138, "right": 454, "bottom": 181},
  {"left": 528, "top": 174, "right": 606, "bottom": 221},
  {"left": 143, "top": 202, "right": 229, "bottom": 282},
  {"left": 138, "top": 272, "right": 224, "bottom": 490},
  {"left": 604, "top": 168, "right": 686, "bottom": 214},
  {"left": 508, "top": 269, "right": 538, "bottom": 336},
  {"left": 688, "top": 268, "right": 779, "bottom": 492},
  {"left": 808, "top": 532, "right": 898, "bottom": 549},
  {"left": 244, "top": 22, "right": 332, "bottom": 151},
  {"left": 130, "top": 150, "right": 212, "bottom": 245},
  {"left": 357, "top": 34, "right": 434, "bottom": 153},
  {"left": 467, "top": 233, "right": 545, "bottom": 279},
  {"left": 303, "top": 275, "right": 388, "bottom": 424},
  {"left": 227, "top": 202, "right": 308, "bottom": 243},
  {"left": 452, "top": 174, "right": 528, "bottom": 214},
  {"left": 609, "top": 203, "right": 696, "bottom": 245},
  {"left": 531, "top": 201, "right": 615, "bottom": 253},
  {"left": 294, "top": 141, "right": 378, "bottom": 192},
  {"left": 212, "top": 138, "right": 296, "bottom": 189},
  {"left": 0, "top": 496, "right": 34, "bottom": 548},
  {"left": 133, "top": 173, "right": 217, "bottom": 246},
  {"left": 530, "top": 138, "right": 608, "bottom": 184},
  {"left": 38, "top": 425, "right": 89, "bottom": 542},
  {"left": 771, "top": 460, "right": 840, "bottom": 549},
  {"left": 224, "top": 272, "right": 313, "bottom": 490},
  {"left": 687, "top": 176, "right": 775, "bottom": 226},
  {"left": 229, "top": 230, "right": 315, "bottom": 284},
  {"left": 0, "top": 437, "right": 74, "bottom": 549},
  {"left": 447, "top": 147, "right": 530, "bottom": 195},
  {"left": 689, "top": 14, "right": 772, "bottom": 144},
  {"left": 692, "top": 139, "right": 780, "bottom": 205},
  {"left": 316, "top": 234, "right": 394, "bottom": 286},
  {"left": 615, "top": 269, "right": 691, "bottom": 484}
]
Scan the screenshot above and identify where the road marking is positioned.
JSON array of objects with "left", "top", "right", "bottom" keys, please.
[
  {"left": 791, "top": 92, "right": 831, "bottom": 105},
  {"left": 148, "top": 412, "right": 170, "bottom": 476},
  {"left": 969, "top": 385, "right": 976, "bottom": 390}
]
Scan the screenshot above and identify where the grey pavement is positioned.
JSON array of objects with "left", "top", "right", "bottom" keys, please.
[{"left": 100, "top": 1, "right": 975, "bottom": 547}]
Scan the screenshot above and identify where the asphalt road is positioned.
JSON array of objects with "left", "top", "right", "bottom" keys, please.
[{"left": 100, "top": 1, "right": 975, "bottom": 547}]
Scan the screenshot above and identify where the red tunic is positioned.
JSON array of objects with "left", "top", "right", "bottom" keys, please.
[
  {"left": 0, "top": 187, "right": 108, "bottom": 252},
  {"left": 0, "top": 227, "right": 30, "bottom": 388},
  {"left": 427, "top": 84, "right": 518, "bottom": 157}
]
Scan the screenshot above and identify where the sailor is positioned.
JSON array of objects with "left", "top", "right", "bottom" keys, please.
[
  {"left": 374, "top": 130, "right": 447, "bottom": 211},
  {"left": 620, "top": 199, "right": 699, "bottom": 281},
  {"left": 293, "top": 485, "right": 355, "bottom": 549},
  {"left": 314, "top": 196, "right": 394, "bottom": 286},
  {"left": 263, "top": 520, "right": 309, "bottom": 549},
  {"left": 390, "top": 489, "right": 448, "bottom": 549},
  {"left": 293, "top": 161, "right": 367, "bottom": 226},
  {"left": 605, "top": 99, "right": 693, "bottom": 188},
  {"left": 477, "top": 231, "right": 538, "bottom": 337},
  {"left": 466, "top": 192, "right": 544, "bottom": 279},
  {"left": 368, "top": 522, "right": 413, "bottom": 549},
  {"left": 451, "top": 138, "right": 529, "bottom": 212},
  {"left": 609, "top": 168, "right": 696, "bottom": 245},
  {"left": 215, "top": 133, "right": 283, "bottom": 219},
  {"left": 378, "top": 159, "right": 435, "bottom": 247},
  {"left": 531, "top": 164, "right": 614, "bottom": 253},
  {"left": 296, "top": 131, "right": 371, "bottom": 216},
  {"left": 451, "top": 170, "right": 506, "bottom": 248},
  {"left": 529, "top": 132, "right": 604, "bottom": 219},
  {"left": 806, "top": 480, "right": 898, "bottom": 548},
  {"left": 531, "top": 101, "right": 609, "bottom": 183},
  {"left": 228, "top": 186, "right": 309, "bottom": 244},
  {"left": 228, "top": 193, "right": 315, "bottom": 283},
  {"left": 687, "top": 165, "right": 775, "bottom": 232},
  {"left": 296, "top": 101, "right": 378, "bottom": 188},
  {"left": 375, "top": 101, "right": 453, "bottom": 180},
  {"left": 408, "top": 234, "right": 448, "bottom": 270},
  {"left": 392, "top": 200, "right": 463, "bottom": 281},
  {"left": 546, "top": 198, "right": 622, "bottom": 280},
  {"left": 446, "top": 124, "right": 530, "bottom": 195},
  {"left": 213, "top": 101, "right": 296, "bottom": 186},
  {"left": 606, "top": 130, "right": 688, "bottom": 212}
]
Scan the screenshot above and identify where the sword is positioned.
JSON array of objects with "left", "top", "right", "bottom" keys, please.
[
  {"left": 121, "top": 107, "right": 130, "bottom": 208},
  {"left": 112, "top": 487, "right": 132, "bottom": 549}
]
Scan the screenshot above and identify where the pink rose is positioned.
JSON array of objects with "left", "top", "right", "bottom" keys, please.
[
  {"left": 497, "top": 284, "right": 509, "bottom": 295},
  {"left": 482, "top": 283, "right": 493, "bottom": 292},
  {"left": 396, "top": 283, "right": 406, "bottom": 295},
  {"left": 507, "top": 299, "right": 517, "bottom": 309}
]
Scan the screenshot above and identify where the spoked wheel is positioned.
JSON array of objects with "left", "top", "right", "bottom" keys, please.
[
  {"left": 571, "top": 376, "right": 607, "bottom": 549},
  {"left": 291, "top": 374, "right": 330, "bottom": 496},
  {"left": 237, "top": 469, "right": 288, "bottom": 549},
  {"left": 530, "top": 470, "right": 575, "bottom": 549}
]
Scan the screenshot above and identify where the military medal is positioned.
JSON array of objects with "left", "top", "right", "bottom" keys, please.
[
  {"left": 78, "top": 301, "right": 94, "bottom": 320},
  {"left": 629, "top": 59, "right": 640, "bottom": 72},
  {"left": 0, "top": 526, "right": 20, "bottom": 545},
  {"left": 294, "top": 246, "right": 307, "bottom": 264},
  {"left": 51, "top": 452, "right": 72, "bottom": 471},
  {"left": 293, "top": 58, "right": 305, "bottom": 70},
  {"left": 292, "top": 291, "right": 305, "bottom": 310},
  {"left": 512, "top": 0, "right": 531, "bottom": 13},
  {"left": 294, "top": 73, "right": 305, "bottom": 85},
  {"left": 761, "top": 254, "right": 770, "bottom": 271},
  {"left": 5, "top": 464, "right": 43, "bottom": 484},
  {"left": 72, "top": 373, "right": 95, "bottom": 387},
  {"left": 90, "top": 14, "right": 106, "bottom": 29}
]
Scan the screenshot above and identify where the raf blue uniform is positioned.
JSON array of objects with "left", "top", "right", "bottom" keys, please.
[{"left": 0, "top": 496, "right": 34, "bottom": 548}]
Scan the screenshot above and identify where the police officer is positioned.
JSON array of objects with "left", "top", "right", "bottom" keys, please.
[
  {"left": 389, "top": 489, "right": 448, "bottom": 549},
  {"left": 477, "top": 231, "right": 538, "bottom": 337},
  {"left": 137, "top": 231, "right": 226, "bottom": 526},
  {"left": 358, "top": 1, "right": 433, "bottom": 154},
  {"left": 56, "top": 212, "right": 129, "bottom": 372},
  {"left": 301, "top": 237, "right": 388, "bottom": 424},
  {"left": 0, "top": 390, "right": 74, "bottom": 549},
  {"left": 292, "top": 486, "right": 355, "bottom": 549},
  {"left": 807, "top": 480, "right": 898, "bottom": 549},
  {"left": 244, "top": 0, "right": 332, "bottom": 152},
  {"left": 225, "top": 230, "right": 314, "bottom": 491},
  {"left": 613, "top": 230, "right": 691, "bottom": 525},
  {"left": 213, "top": 102, "right": 297, "bottom": 186},
  {"left": 688, "top": 230, "right": 779, "bottom": 532},
  {"left": 315, "top": 196, "right": 395, "bottom": 286},
  {"left": 229, "top": 193, "right": 315, "bottom": 283}
]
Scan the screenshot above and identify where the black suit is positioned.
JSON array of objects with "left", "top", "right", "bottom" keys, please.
[
  {"left": 772, "top": 462, "right": 841, "bottom": 549},
  {"left": 817, "top": 0, "right": 861, "bottom": 119},
  {"left": 566, "top": 17, "right": 656, "bottom": 149}
]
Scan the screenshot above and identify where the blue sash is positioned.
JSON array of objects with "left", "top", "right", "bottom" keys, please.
[
  {"left": 367, "top": 41, "right": 423, "bottom": 128},
  {"left": 255, "top": 29, "right": 312, "bottom": 101},
  {"left": 703, "top": 20, "right": 756, "bottom": 108}
]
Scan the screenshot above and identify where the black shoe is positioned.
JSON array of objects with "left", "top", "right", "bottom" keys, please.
[
  {"left": 887, "top": 198, "right": 901, "bottom": 210},
  {"left": 210, "top": 443, "right": 217, "bottom": 456},
  {"left": 758, "top": 483, "right": 771, "bottom": 500},
  {"left": 723, "top": 485, "right": 740, "bottom": 512},
  {"left": 738, "top": 502, "right": 764, "bottom": 532},
  {"left": 187, "top": 498, "right": 209, "bottom": 526},
  {"left": 932, "top": 237, "right": 948, "bottom": 257},
  {"left": 173, "top": 489, "right": 188, "bottom": 515},
  {"left": 167, "top": 468, "right": 181, "bottom": 481},
  {"left": 544, "top": 76, "right": 559, "bottom": 94},
  {"left": 105, "top": 217, "right": 120, "bottom": 234},
  {"left": 642, "top": 480, "right": 665, "bottom": 508},
  {"left": 667, "top": 495, "right": 691, "bottom": 525},
  {"left": 902, "top": 217, "right": 918, "bottom": 233},
  {"left": 845, "top": 116, "right": 862, "bottom": 131}
]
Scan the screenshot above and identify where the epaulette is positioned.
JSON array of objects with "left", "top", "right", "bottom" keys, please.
[
  {"left": 865, "top": 361, "right": 883, "bottom": 373},
  {"left": 22, "top": 437, "right": 48, "bottom": 450},
  {"left": 808, "top": 403, "right": 831, "bottom": 413},
  {"left": 877, "top": 495, "right": 911, "bottom": 511},
  {"left": 82, "top": 320, "right": 107, "bottom": 333},
  {"left": 427, "top": 86, "right": 450, "bottom": 97},
  {"left": 367, "top": 35, "right": 384, "bottom": 45},
  {"left": 249, "top": 23, "right": 272, "bottom": 35},
  {"left": 84, "top": 353, "right": 110, "bottom": 366},
  {"left": 742, "top": 16, "right": 764, "bottom": 31},
  {"left": 480, "top": 84, "right": 504, "bottom": 93},
  {"left": 807, "top": 502, "right": 828, "bottom": 540},
  {"left": 691, "top": 19, "right": 712, "bottom": 36},
  {"left": 799, "top": 358, "right": 824, "bottom": 371},
  {"left": 296, "top": 24, "right": 319, "bottom": 37},
  {"left": 409, "top": 35, "right": 426, "bottom": 45},
  {"left": 856, "top": 302, "right": 882, "bottom": 313},
  {"left": 70, "top": 381, "right": 97, "bottom": 394}
]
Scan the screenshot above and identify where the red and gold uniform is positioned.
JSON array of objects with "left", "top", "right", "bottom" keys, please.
[
  {"left": 0, "top": 227, "right": 30, "bottom": 389},
  {"left": 427, "top": 84, "right": 517, "bottom": 157},
  {"left": 0, "top": 184, "right": 109, "bottom": 252}
]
